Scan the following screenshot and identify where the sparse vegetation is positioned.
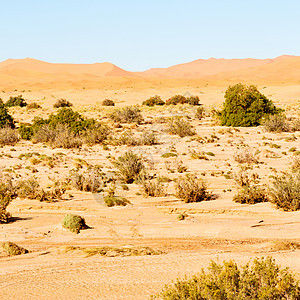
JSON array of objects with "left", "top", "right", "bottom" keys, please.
[
  {"left": 142, "top": 95, "right": 165, "bottom": 106},
  {"left": 109, "top": 106, "right": 143, "bottom": 124},
  {"left": 113, "top": 151, "right": 145, "bottom": 183},
  {"left": 234, "top": 148, "right": 258, "bottom": 164},
  {"left": 158, "top": 257, "right": 300, "bottom": 299},
  {"left": 53, "top": 98, "right": 73, "bottom": 108},
  {"left": 263, "top": 114, "right": 290, "bottom": 132},
  {"left": 270, "top": 170, "right": 300, "bottom": 211},
  {"left": 166, "top": 117, "right": 195, "bottom": 137},
  {"left": 140, "top": 178, "right": 166, "bottom": 197},
  {"left": 175, "top": 174, "right": 212, "bottom": 203},
  {"left": 0, "top": 126, "right": 19, "bottom": 145}
]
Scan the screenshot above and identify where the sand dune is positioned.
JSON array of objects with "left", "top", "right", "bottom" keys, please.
[{"left": 0, "top": 55, "right": 299, "bottom": 90}]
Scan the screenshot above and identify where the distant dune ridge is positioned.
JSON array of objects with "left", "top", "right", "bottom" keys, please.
[{"left": 0, "top": 55, "right": 299, "bottom": 89}]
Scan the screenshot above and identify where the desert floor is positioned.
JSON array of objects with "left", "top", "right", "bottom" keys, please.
[{"left": 0, "top": 84, "right": 299, "bottom": 299}]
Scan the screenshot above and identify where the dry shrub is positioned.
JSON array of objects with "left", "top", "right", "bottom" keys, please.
[
  {"left": 233, "top": 185, "right": 268, "bottom": 204},
  {"left": 142, "top": 95, "right": 165, "bottom": 106},
  {"left": 195, "top": 106, "right": 205, "bottom": 120},
  {"left": 175, "top": 174, "right": 212, "bottom": 203},
  {"left": 291, "top": 156, "right": 300, "bottom": 171},
  {"left": 140, "top": 131, "right": 158, "bottom": 145},
  {"left": 263, "top": 115, "right": 290, "bottom": 132},
  {"left": 27, "top": 102, "right": 41, "bottom": 109},
  {"left": 140, "top": 178, "right": 167, "bottom": 197},
  {"left": 113, "top": 130, "right": 141, "bottom": 146},
  {"left": 158, "top": 257, "right": 300, "bottom": 299},
  {"left": 234, "top": 147, "right": 258, "bottom": 164},
  {"left": 113, "top": 151, "right": 145, "bottom": 183},
  {"left": 104, "top": 195, "right": 130, "bottom": 207},
  {"left": 290, "top": 118, "right": 300, "bottom": 132},
  {"left": 109, "top": 106, "right": 143, "bottom": 124},
  {"left": 2, "top": 242, "right": 28, "bottom": 256},
  {"left": 62, "top": 214, "right": 88, "bottom": 234},
  {"left": 102, "top": 99, "right": 115, "bottom": 106},
  {"left": 270, "top": 240, "right": 300, "bottom": 251},
  {"left": 270, "top": 171, "right": 300, "bottom": 211},
  {"left": 15, "top": 177, "right": 42, "bottom": 199},
  {"left": 83, "top": 123, "right": 111, "bottom": 145},
  {"left": 166, "top": 117, "right": 195, "bottom": 137},
  {"left": 0, "top": 126, "right": 19, "bottom": 146},
  {"left": 69, "top": 167, "right": 104, "bottom": 192},
  {"left": 0, "top": 182, "right": 16, "bottom": 223},
  {"left": 33, "top": 124, "right": 82, "bottom": 148},
  {"left": 53, "top": 98, "right": 73, "bottom": 108}
]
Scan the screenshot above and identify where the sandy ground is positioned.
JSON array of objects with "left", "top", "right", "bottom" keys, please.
[{"left": 0, "top": 84, "right": 299, "bottom": 299}]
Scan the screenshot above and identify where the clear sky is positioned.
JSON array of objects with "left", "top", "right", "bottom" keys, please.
[{"left": 0, "top": 0, "right": 299, "bottom": 71}]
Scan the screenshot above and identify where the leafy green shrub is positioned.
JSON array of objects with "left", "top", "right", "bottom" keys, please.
[
  {"left": 104, "top": 195, "right": 130, "bottom": 207},
  {"left": 62, "top": 214, "right": 88, "bottom": 234},
  {"left": 166, "top": 117, "right": 195, "bottom": 137},
  {"left": 142, "top": 95, "right": 165, "bottom": 106},
  {"left": 159, "top": 257, "right": 300, "bottom": 299},
  {"left": 270, "top": 171, "right": 300, "bottom": 211},
  {"left": 113, "top": 151, "right": 145, "bottom": 183},
  {"left": 0, "top": 103, "right": 15, "bottom": 128},
  {"left": 0, "top": 127, "right": 19, "bottom": 145},
  {"left": 166, "top": 95, "right": 186, "bottom": 105},
  {"left": 53, "top": 98, "right": 73, "bottom": 108},
  {"left": 109, "top": 106, "right": 143, "bottom": 124},
  {"left": 220, "top": 84, "right": 280, "bottom": 127},
  {"left": 175, "top": 174, "right": 212, "bottom": 203},
  {"left": 18, "top": 123, "right": 34, "bottom": 140},
  {"left": 27, "top": 102, "right": 41, "bottom": 109},
  {"left": 2, "top": 242, "right": 28, "bottom": 256},
  {"left": 263, "top": 115, "right": 290, "bottom": 132},
  {"left": 102, "top": 99, "right": 115, "bottom": 106},
  {"left": 5, "top": 95, "right": 27, "bottom": 107}
]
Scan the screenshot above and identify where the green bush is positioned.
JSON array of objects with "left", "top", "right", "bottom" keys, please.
[
  {"left": 2, "top": 242, "right": 28, "bottom": 256},
  {"left": 166, "top": 117, "right": 195, "bottom": 137},
  {"left": 18, "top": 123, "right": 34, "bottom": 140},
  {"left": 176, "top": 174, "right": 212, "bottom": 203},
  {"left": 220, "top": 84, "right": 280, "bottom": 127},
  {"left": 142, "top": 95, "right": 165, "bottom": 106},
  {"left": 109, "top": 106, "right": 143, "bottom": 124},
  {"left": 5, "top": 95, "right": 27, "bottom": 107},
  {"left": 159, "top": 257, "right": 300, "bottom": 299},
  {"left": 53, "top": 98, "right": 73, "bottom": 108},
  {"left": 62, "top": 214, "right": 88, "bottom": 234},
  {"left": 270, "top": 171, "right": 300, "bottom": 211},
  {"left": 102, "top": 99, "right": 115, "bottom": 106},
  {"left": 0, "top": 102, "right": 15, "bottom": 129},
  {"left": 104, "top": 195, "right": 130, "bottom": 207},
  {"left": 113, "top": 151, "right": 145, "bottom": 183}
]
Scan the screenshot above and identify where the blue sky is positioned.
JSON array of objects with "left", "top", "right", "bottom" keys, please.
[{"left": 0, "top": 0, "right": 299, "bottom": 70}]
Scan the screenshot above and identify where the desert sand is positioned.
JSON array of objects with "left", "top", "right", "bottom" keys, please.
[{"left": 0, "top": 57, "right": 299, "bottom": 299}]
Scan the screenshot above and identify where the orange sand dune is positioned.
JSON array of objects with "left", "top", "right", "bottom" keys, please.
[{"left": 0, "top": 55, "right": 299, "bottom": 90}]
